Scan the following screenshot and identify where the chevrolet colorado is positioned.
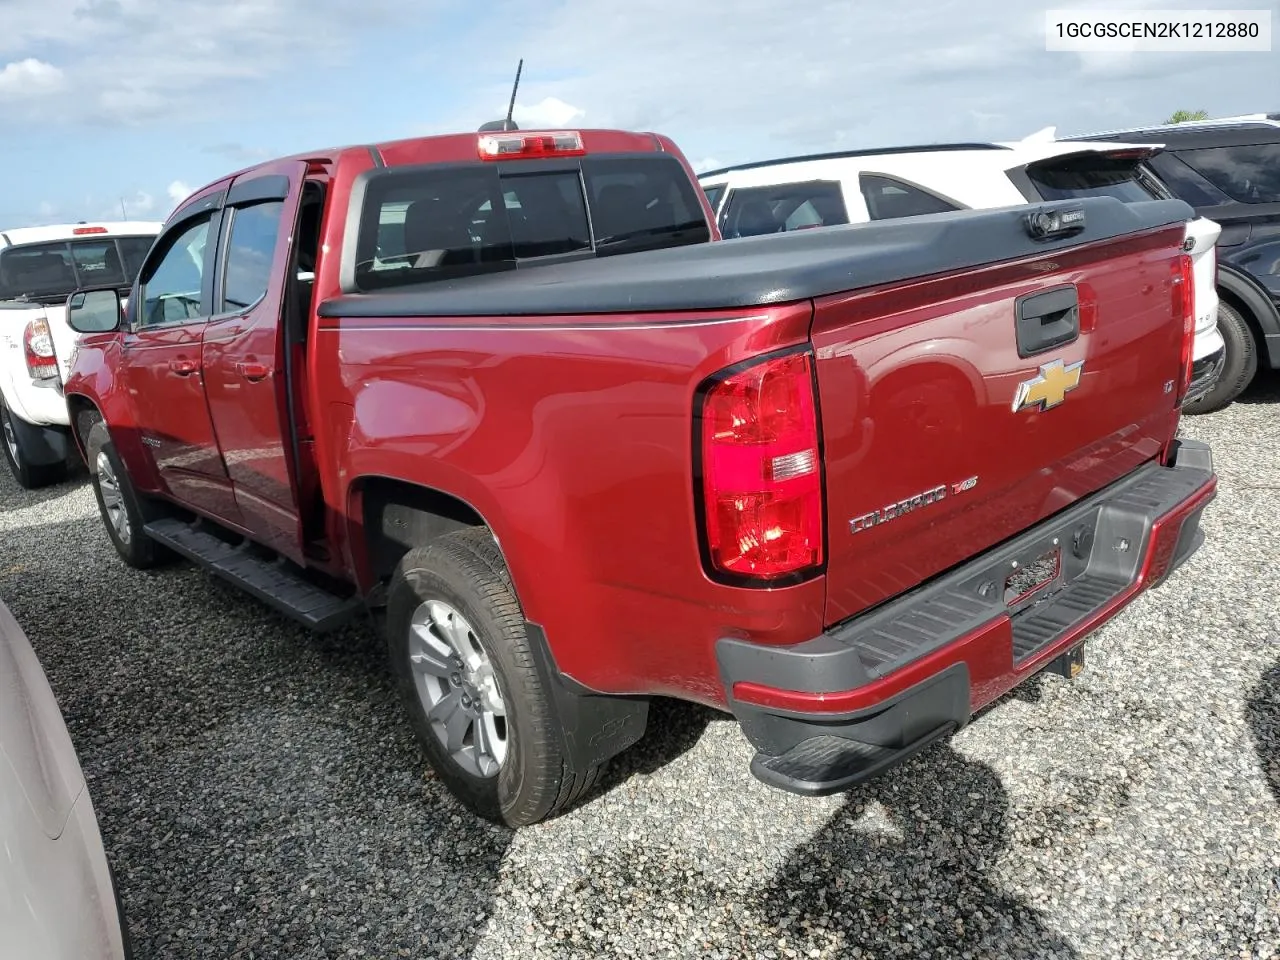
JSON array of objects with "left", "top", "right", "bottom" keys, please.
[{"left": 61, "top": 127, "right": 1216, "bottom": 826}]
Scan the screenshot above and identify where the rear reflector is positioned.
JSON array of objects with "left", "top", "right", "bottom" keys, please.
[
  {"left": 72, "top": 226, "right": 108, "bottom": 235},
  {"left": 697, "top": 349, "right": 824, "bottom": 583},
  {"left": 477, "top": 130, "right": 585, "bottom": 160}
]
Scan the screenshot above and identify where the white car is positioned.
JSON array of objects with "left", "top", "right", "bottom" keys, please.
[
  {"left": 698, "top": 131, "right": 1226, "bottom": 407},
  {"left": 0, "top": 597, "right": 130, "bottom": 959},
  {"left": 0, "top": 221, "right": 160, "bottom": 488}
]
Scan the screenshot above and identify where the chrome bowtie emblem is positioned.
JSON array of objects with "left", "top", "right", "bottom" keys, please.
[{"left": 1013, "top": 359, "right": 1083, "bottom": 413}]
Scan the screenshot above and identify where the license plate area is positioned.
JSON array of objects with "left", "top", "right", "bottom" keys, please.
[
  {"left": 1004, "top": 547, "right": 1061, "bottom": 606},
  {"left": 952, "top": 507, "right": 1103, "bottom": 616}
]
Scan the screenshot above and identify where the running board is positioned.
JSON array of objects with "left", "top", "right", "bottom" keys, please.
[{"left": 144, "top": 518, "right": 362, "bottom": 632}]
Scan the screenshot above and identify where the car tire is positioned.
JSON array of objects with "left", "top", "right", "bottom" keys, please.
[
  {"left": 1183, "top": 301, "right": 1257, "bottom": 415},
  {"left": 85, "top": 422, "right": 173, "bottom": 569},
  {"left": 386, "top": 528, "right": 601, "bottom": 827},
  {"left": 0, "top": 398, "right": 68, "bottom": 489}
]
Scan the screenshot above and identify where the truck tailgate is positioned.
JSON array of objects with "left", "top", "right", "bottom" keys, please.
[{"left": 814, "top": 225, "right": 1187, "bottom": 626}]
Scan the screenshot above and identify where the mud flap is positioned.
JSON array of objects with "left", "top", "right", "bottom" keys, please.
[
  {"left": 524, "top": 620, "right": 650, "bottom": 774},
  {"left": 9, "top": 410, "right": 70, "bottom": 466}
]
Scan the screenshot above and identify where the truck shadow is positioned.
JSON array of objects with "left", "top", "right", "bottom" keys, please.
[
  {"left": 1246, "top": 657, "right": 1280, "bottom": 803},
  {"left": 522, "top": 741, "right": 1082, "bottom": 958},
  {"left": 752, "top": 743, "right": 1079, "bottom": 958},
  {"left": 593, "top": 697, "right": 717, "bottom": 794}
]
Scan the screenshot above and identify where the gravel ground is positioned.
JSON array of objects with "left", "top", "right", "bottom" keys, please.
[{"left": 2, "top": 375, "right": 1279, "bottom": 960}]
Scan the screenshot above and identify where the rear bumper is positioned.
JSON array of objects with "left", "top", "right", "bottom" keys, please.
[
  {"left": 717, "top": 439, "right": 1217, "bottom": 796},
  {"left": 3, "top": 373, "right": 70, "bottom": 429},
  {"left": 1184, "top": 345, "right": 1226, "bottom": 405}
]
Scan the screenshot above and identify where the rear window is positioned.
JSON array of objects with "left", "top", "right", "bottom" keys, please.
[
  {"left": 352, "top": 155, "right": 710, "bottom": 291},
  {"left": 1025, "top": 155, "right": 1163, "bottom": 203},
  {"left": 719, "top": 181, "right": 849, "bottom": 239},
  {"left": 0, "top": 235, "right": 157, "bottom": 303},
  {"left": 859, "top": 174, "right": 962, "bottom": 220},
  {"left": 1171, "top": 144, "right": 1280, "bottom": 204}
]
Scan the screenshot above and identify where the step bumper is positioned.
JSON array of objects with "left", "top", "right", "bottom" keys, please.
[{"left": 717, "top": 439, "right": 1217, "bottom": 797}]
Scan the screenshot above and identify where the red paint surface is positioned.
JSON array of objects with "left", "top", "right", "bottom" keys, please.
[{"left": 64, "top": 125, "right": 1200, "bottom": 712}]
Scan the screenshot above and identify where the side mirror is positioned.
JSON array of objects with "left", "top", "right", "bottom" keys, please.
[{"left": 66, "top": 288, "right": 123, "bottom": 334}]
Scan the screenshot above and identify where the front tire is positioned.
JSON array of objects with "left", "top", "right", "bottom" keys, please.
[
  {"left": 86, "top": 422, "right": 173, "bottom": 569},
  {"left": 386, "top": 528, "right": 601, "bottom": 826},
  {"left": 1183, "top": 301, "right": 1257, "bottom": 415},
  {"left": 0, "top": 399, "right": 68, "bottom": 489}
]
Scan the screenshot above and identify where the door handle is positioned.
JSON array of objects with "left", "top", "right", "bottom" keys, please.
[
  {"left": 169, "top": 358, "right": 198, "bottom": 376},
  {"left": 236, "top": 361, "right": 271, "bottom": 382},
  {"left": 1015, "top": 286, "right": 1080, "bottom": 358}
]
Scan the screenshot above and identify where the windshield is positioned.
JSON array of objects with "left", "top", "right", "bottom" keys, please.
[
  {"left": 0, "top": 235, "right": 156, "bottom": 303},
  {"left": 353, "top": 154, "right": 711, "bottom": 291},
  {"left": 1024, "top": 154, "right": 1163, "bottom": 203}
]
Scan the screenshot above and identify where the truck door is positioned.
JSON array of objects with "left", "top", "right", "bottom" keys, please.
[
  {"left": 118, "top": 202, "right": 240, "bottom": 520},
  {"left": 200, "top": 162, "right": 309, "bottom": 563}
]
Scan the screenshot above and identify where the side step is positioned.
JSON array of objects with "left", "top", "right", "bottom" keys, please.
[
  {"left": 144, "top": 518, "right": 363, "bottom": 632},
  {"left": 749, "top": 722, "right": 957, "bottom": 797}
]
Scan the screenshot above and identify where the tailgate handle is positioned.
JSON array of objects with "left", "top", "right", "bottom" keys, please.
[{"left": 1015, "top": 286, "right": 1080, "bottom": 358}]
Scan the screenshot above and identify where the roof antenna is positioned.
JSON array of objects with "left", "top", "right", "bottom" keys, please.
[{"left": 479, "top": 59, "right": 523, "bottom": 132}]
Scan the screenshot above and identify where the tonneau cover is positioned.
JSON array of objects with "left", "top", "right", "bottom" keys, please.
[{"left": 320, "top": 197, "right": 1192, "bottom": 318}]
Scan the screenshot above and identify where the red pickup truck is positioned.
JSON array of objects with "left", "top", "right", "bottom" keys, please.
[{"left": 61, "top": 127, "right": 1216, "bottom": 827}]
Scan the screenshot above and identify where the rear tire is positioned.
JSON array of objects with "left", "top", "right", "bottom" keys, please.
[
  {"left": 1183, "top": 301, "right": 1257, "bottom": 415},
  {"left": 386, "top": 528, "right": 601, "bottom": 826},
  {"left": 0, "top": 398, "right": 68, "bottom": 489},
  {"left": 86, "top": 422, "right": 173, "bottom": 569}
]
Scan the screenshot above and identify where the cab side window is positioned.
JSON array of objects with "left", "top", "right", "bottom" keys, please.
[
  {"left": 138, "top": 216, "right": 213, "bottom": 328},
  {"left": 221, "top": 201, "right": 285, "bottom": 311}
]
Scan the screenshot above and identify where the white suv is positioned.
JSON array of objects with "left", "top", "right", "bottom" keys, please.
[
  {"left": 0, "top": 221, "right": 160, "bottom": 487},
  {"left": 698, "top": 132, "right": 1226, "bottom": 409}
]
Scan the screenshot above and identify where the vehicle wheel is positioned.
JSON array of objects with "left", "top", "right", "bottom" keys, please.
[
  {"left": 386, "top": 528, "right": 601, "bottom": 826},
  {"left": 1183, "top": 301, "right": 1258, "bottom": 415},
  {"left": 86, "top": 422, "right": 173, "bottom": 569},
  {"left": 0, "top": 399, "right": 67, "bottom": 489}
]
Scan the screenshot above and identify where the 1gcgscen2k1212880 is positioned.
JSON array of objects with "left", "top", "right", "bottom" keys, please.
[{"left": 58, "top": 124, "right": 1216, "bottom": 825}]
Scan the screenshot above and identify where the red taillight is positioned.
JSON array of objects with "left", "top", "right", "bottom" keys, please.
[
  {"left": 1172, "top": 253, "right": 1195, "bottom": 403},
  {"left": 477, "top": 130, "right": 585, "bottom": 160},
  {"left": 23, "top": 318, "right": 57, "bottom": 381},
  {"left": 698, "top": 350, "right": 824, "bottom": 582},
  {"left": 72, "top": 225, "right": 108, "bottom": 235}
]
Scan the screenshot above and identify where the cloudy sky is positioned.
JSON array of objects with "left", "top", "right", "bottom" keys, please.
[{"left": 0, "top": 0, "right": 1275, "bottom": 227}]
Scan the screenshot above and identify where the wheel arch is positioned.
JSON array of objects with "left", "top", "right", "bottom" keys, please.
[
  {"left": 1218, "top": 265, "right": 1280, "bottom": 368},
  {"left": 347, "top": 474, "right": 493, "bottom": 597},
  {"left": 65, "top": 394, "right": 105, "bottom": 466}
]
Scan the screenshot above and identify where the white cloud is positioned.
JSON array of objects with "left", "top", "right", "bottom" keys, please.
[
  {"left": 417, "top": 0, "right": 1274, "bottom": 172},
  {"left": 167, "top": 181, "right": 193, "bottom": 207},
  {"left": 511, "top": 96, "right": 586, "bottom": 129},
  {"left": 691, "top": 157, "right": 723, "bottom": 173},
  {"left": 0, "top": 0, "right": 416, "bottom": 124},
  {"left": 0, "top": 58, "right": 65, "bottom": 99}
]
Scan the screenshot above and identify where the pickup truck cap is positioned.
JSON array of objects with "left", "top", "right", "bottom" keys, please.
[{"left": 320, "top": 196, "right": 1194, "bottom": 317}]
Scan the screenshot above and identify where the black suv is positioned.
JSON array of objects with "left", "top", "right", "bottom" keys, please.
[{"left": 1074, "top": 116, "right": 1280, "bottom": 412}]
